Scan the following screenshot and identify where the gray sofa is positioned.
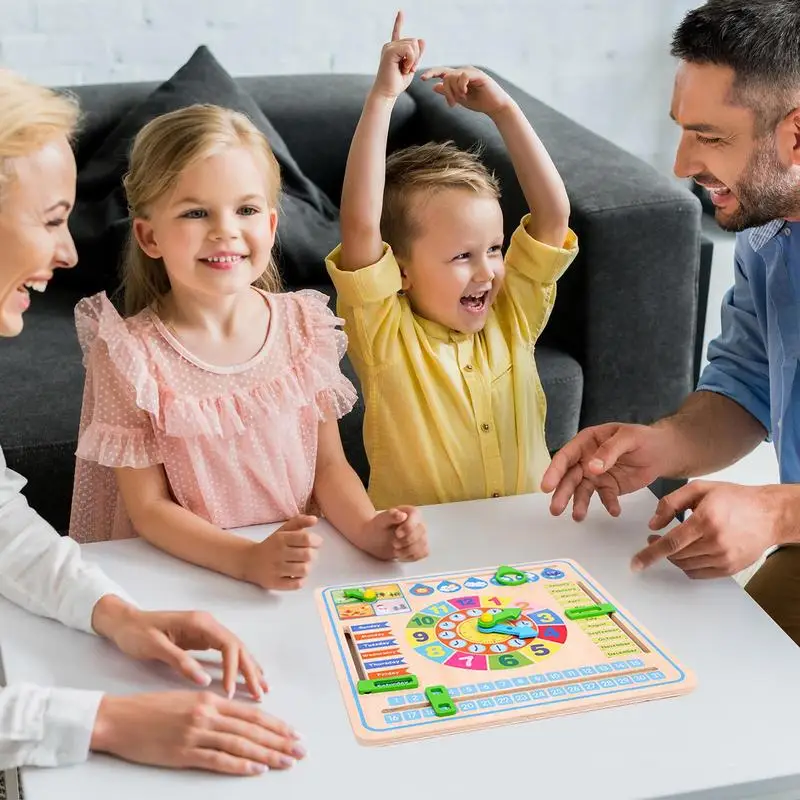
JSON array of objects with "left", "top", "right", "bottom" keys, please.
[{"left": 0, "top": 59, "right": 704, "bottom": 534}]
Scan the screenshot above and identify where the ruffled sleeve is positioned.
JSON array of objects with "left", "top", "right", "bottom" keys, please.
[
  {"left": 293, "top": 289, "right": 359, "bottom": 421},
  {"left": 73, "top": 293, "right": 161, "bottom": 468}
]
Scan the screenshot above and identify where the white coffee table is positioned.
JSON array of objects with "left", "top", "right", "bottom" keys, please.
[{"left": 3, "top": 489, "right": 800, "bottom": 800}]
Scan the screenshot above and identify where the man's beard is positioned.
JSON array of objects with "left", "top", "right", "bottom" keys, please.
[{"left": 713, "top": 138, "right": 800, "bottom": 232}]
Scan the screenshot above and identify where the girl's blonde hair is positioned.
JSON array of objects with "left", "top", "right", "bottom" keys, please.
[
  {"left": 0, "top": 69, "right": 79, "bottom": 200},
  {"left": 122, "top": 104, "right": 283, "bottom": 316}
]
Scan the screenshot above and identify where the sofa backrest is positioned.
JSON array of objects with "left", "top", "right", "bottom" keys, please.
[{"left": 67, "top": 74, "right": 420, "bottom": 210}]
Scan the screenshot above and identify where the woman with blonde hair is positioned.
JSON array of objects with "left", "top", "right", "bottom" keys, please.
[{"left": 0, "top": 70, "right": 303, "bottom": 775}]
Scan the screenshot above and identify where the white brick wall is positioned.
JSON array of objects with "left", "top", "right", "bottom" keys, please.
[{"left": 0, "top": 0, "right": 699, "bottom": 174}]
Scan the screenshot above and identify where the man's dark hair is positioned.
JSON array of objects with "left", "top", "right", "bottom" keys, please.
[{"left": 671, "top": 0, "right": 800, "bottom": 135}]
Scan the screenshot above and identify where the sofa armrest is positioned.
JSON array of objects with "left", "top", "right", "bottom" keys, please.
[{"left": 406, "top": 70, "right": 703, "bottom": 428}]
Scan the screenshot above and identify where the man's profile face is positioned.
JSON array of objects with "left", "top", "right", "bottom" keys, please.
[{"left": 671, "top": 61, "right": 799, "bottom": 231}]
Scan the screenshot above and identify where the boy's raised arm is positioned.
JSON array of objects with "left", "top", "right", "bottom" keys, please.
[
  {"left": 339, "top": 12, "right": 424, "bottom": 271},
  {"left": 421, "top": 67, "right": 570, "bottom": 247}
]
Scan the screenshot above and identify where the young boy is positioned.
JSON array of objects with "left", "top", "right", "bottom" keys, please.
[{"left": 326, "top": 13, "right": 578, "bottom": 510}]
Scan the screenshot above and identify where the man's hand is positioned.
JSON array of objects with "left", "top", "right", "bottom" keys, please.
[
  {"left": 92, "top": 598, "right": 268, "bottom": 700},
  {"left": 91, "top": 691, "right": 305, "bottom": 775},
  {"left": 372, "top": 11, "right": 424, "bottom": 101},
  {"left": 420, "top": 66, "right": 512, "bottom": 117},
  {"left": 632, "top": 480, "right": 794, "bottom": 577},
  {"left": 241, "top": 515, "right": 322, "bottom": 591},
  {"left": 541, "top": 423, "right": 673, "bottom": 520},
  {"left": 364, "top": 506, "right": 428, "bottom": 562}
]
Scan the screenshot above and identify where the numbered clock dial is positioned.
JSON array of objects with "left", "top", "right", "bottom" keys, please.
[{"left": 405, "top": 599, "right": 568, "bottom": 671}]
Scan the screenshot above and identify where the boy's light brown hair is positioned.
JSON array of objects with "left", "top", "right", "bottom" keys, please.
[{"left": 382, "top": 141, "right": 501, "bottom": 259}]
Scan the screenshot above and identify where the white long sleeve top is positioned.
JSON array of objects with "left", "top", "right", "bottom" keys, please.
[{"left": 0, "top": 445, "right": 131, "bottom": 768}]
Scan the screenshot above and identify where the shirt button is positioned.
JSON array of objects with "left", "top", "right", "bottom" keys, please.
[
  {"left": 784, "top": 228, "right": 791, "bottom": 236},
  {"left": 464, "top": 364, "right": 474, "bottom": 372},
  {"left": 481, "top": 423, "right": 491, "bottom": 432}
]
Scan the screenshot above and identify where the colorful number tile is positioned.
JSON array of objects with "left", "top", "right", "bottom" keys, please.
[
  {"left": 496, "top": 695, "right": 513, "bottom": 706},
  {"left": 513, "top": 677, "right": 530, "bottom": 687},
  {"left": 406, "top": 693, "right": 424, "bottom": 703},
  {"left": 478, "top": 698, "right": 497, "bottom": 708},
  {"left": 530, "top": 674, "right": 547, "bottom": 684},
  {"left": 530, "top": 609, "right": 564, "bottom": 625},
  {"left": 445, "top": 653, "right": 488, "bottom": 671},
  {"left": 413, "top": 644, "right": 452, "bottom": 664},
  {"left": 388, "top": 696, "right": 405, "bottom": 707},
  {"left": 449, "top": 595, "right": 481, "bottom": 610},
  {"left": 408, "top": 613, "right": 439, "bottom": 629},
  {"left": 539, "top": 625, "right": 568, "bottom": 643},
  {"left": 530, "top": 689, "right": 547, "bottom": 700},
  {"left": 579, "top": 666, "right": 598, "bottom": 675},
  {"left": 633, "top": 674, "right": 649, "bottom": 683},
  {"left": 599, "top": 679, "right": 615, "bottom": 689},
  {"left": 615, "top": 677, "right": 633, "bottom": 686},
  {"left": 596, "top": 664, "right": 613, "bottom": 673},
  {"left": 421, "top": 602, "right": 455, "bottom": 616},
  {"left": 583, "top": 681, "right": 600, "bottom": 691},
  {"left": 566, "top": 684, "right": 583, "bottom": 694},
  {"left": 448, "top": 687, "right": 461, "bottom": 697},
  {"left": 650, "top": 671, "right": 667, "bottom": 681},
  {"left": 478, "top": 682, "right": 495, "bottom": 692},
  {"left": 512, "top": 692, "right": 531, "bottom": 703},
  {"left": 489, "top": 653, "right": 533, "bottom": 670},
  {"left": 461, "top": 701, "right": 478, "bottom": 711},
  {"left": 563, "top": 669, "right": 580, "bottom": 679},
  {"left": 422, "top": 707, "right": 436, "bottom": 718},
  {"left": 384, "top": 713, "right": 402, "bottom": 724},
  {"left": 612, "top": 661, "right": 629, "bottom": 670},
  {"left": 545, "top": 672, "right": 563, "bottom": 681},
  {"left": 459, "top": 684, "right": 478, "bottom": 695},
  {"left": 495, "top": 679, "right": 513, "bottom": 689},
  {"left": 548, "top": 687, "right": 567, "bottom": 697},
  {"left": 628, "top": 659, "right": 645, "bottom": 668},
  {"left": 403, "top": 710, "right": 422, "bottom": 721}
]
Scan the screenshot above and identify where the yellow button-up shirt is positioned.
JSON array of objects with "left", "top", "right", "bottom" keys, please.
[{"left": 326, "top": 216, "right": 578, "bottom": 510}]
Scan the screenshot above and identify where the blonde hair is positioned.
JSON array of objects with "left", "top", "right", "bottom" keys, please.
[
  {"left": 382, "top": 141, "right": 500, "bottom": 259},
  {"left": 122, "top": 104, "right": 282, "bottom": 316},
  {"left": 0, "top": 69, "right": 79, "bottom": 200}
]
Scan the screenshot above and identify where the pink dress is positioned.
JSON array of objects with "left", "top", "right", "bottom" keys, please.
[{"left": 69, "top": 289, "right": 357, "bottom": 543}]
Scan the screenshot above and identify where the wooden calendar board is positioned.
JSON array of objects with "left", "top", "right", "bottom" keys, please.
[{"left": 316, "top": 559, "right": 695, "bottom": 744}]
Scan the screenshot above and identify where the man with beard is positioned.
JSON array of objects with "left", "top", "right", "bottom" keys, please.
[{"left": 540, "top": 0, "right": 800, "bottom": 645}]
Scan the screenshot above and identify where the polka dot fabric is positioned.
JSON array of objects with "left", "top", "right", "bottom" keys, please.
[{"left": 69, "top": 289, "right": 357, "bottom": 543}]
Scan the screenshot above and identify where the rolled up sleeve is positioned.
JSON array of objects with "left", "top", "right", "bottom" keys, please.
[
  {"left": 0, "top": 684, "right": 103, "bottom": 768},
  {"left": 697, "top": 250, "right": 771, "bottom": 435}
]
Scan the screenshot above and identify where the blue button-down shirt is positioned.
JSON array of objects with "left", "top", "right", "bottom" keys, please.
[{"left": 697, "top": 219, "right": 800, "bottom": 483}]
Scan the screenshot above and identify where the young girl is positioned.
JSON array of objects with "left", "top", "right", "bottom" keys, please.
[{"left": 69, "top": 104, "right": 428, "bottom": 589}]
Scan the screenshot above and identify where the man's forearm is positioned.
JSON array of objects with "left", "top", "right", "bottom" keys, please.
[{"left": 655, "top": 390, "right": 767, "bottom": 479}]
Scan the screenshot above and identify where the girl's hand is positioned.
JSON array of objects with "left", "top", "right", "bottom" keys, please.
[
  {"left": 242, "top": 515, "right": 322, "bottom": 590},
  {"left": 364, "top": 506, "right": 429, "bottom": 562},
  {"left": 371, "top": 11, "right": 425, "bottom": 101},
  {"left": 420, "top": 66, "right": 513, "bottom": 118}
]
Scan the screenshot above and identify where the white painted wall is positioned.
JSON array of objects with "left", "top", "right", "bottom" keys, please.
[{"left": 1, "top": 0, "right": 699, "bottom": 174}]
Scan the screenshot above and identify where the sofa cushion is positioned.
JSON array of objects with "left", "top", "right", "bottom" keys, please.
[{"left": 66, "top": 45, "right": 340, "bottom": 296}]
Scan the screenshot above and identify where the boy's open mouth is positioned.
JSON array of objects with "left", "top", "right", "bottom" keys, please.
[{"left": 460, "top": 291, "right": 488, "bottom": 313}]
